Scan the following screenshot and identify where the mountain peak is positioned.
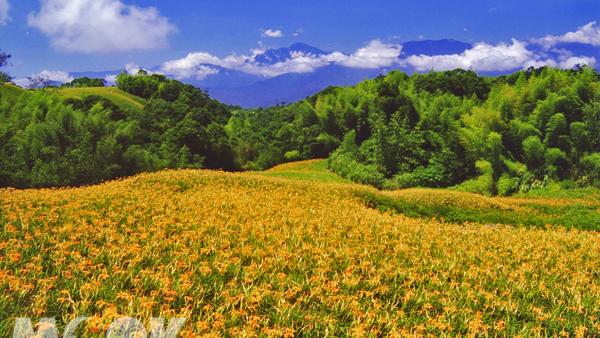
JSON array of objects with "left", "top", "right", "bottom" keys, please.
[
  {"left": 288, "top": 42, "right": 326, "bottom": 53},
  {"left": 402, "top": 39, "right": 472, "bottom": 56},
  {"left": 255, "top": 43, "right": 329, "bottom": 65}
]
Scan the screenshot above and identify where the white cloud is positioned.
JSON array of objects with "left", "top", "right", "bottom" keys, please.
[
  {"left": 522, "top": 58, "right": 557, "bottom": 69},
  {"left": 161, "top": 50, "right": 335, "bottom": 79},
  {"left": 522, "top": 48, "right": 597, "bottom": 69},
  {"left": 156, "top": 23, "right": 600, "bottom": 82},
  {"left": 402, "top": 37, "right": 597, "bottom": 72},
  {"left": 28, "top": 0, "right": 176, "bottom": 53},
  {"left": 104, "top": 74, "right": 118, "bottom": 85},
  {"left": 0, "top": 0, "right": 10, "bottom": 25},
  {"left": 12, "top": 78, "right": 30, "bottom": 88},
  {"left": 161, "top": 53, "right": 222, "bottom": 79},
  {"left": 338, "top": 40, "right": 402, "bottom": 69},
  {"left": 14, "top": 70, "right": 74, "bottom": 87},
  {"left": 122, "top": 62, "right": 161, "bottom": 76},
  {"left": 36, "top": 70, "right": 74, "bottom": 83},
  {"left": 292, "top": 28, "right": 304, "bottom": 37},
  {"left": 534, "top": 21, "right": 600, "bottom": 48},
  {"left": 160, "top": 39, "right": 404, "bottom": 80},
  {"left": 262, "top": 29, "right": 283, "bottom": 38},
  {"left": 559, "top": 56, "right": 596, "bottom": 69},
  {"left": 125, "top": 62, "right": 142, "bottom": 74},
  {"left": 403, "top": 39, "right": 537, "bottom": 72}
]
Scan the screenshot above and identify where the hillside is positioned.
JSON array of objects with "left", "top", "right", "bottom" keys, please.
[
  {"left": 2, "top": 67, "right": 600, "bottom": 196},
  {"left": 0, "top": 74, "right": 235, "bottom": 188},
  {"left": 1, "top": 84, "right": 146, "bottom": 112},
  {"left": 262, "top": 159, "right": 350, "bottom": 183},
  {"left": 0, "top": 83, "right": 25, "bottom": 103},
  {"left": 228, "top": 67, "right": 600, "bottom": 196},
  {"left": 263, "top": 160, "right": 600, "bottom": 230},
  {"left": 52, "top": 87, "right": 146, "bottom": 111},
  {"left": 0, "top": 164, "right": 598, "bottom": 336}
]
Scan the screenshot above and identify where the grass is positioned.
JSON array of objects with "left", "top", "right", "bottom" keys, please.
[
  {"left": 356, "top": 188, "right": 600, "bottom": 231},
  {"left": 261, "top": 160, "right": 600, "bottom": 231},
  {"left": 51, "top": 87, "right": 146, "bottom": 111},
  {"left": 514, "top": 183, "right": 600, "bottom": 201},
  {"left": 260, "top": 159, "right": 350, "bottom": 184}
]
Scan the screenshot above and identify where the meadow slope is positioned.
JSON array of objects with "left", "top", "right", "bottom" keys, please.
[
  {"left": 52, "top": 87, "right": 147, "bottom": 111},
  {"left": 0, "top": 162, "right": 599, "bottom": 336}
]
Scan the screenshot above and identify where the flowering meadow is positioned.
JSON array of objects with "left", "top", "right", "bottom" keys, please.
[{"left": 0, "top": 162, "right": 599, "bottom": 336}]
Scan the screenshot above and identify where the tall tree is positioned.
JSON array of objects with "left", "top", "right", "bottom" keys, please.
[{"left": 0, "top": 50, "right": 11, "bottom": 83}]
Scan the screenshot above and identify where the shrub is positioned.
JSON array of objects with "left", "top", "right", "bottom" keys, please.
[
  {"left": 497, "top": 173, "right": 519, "bottom": 196},
  {"left": 392, "top": 163, "right": 448, "bottom": 188},
  {"left": 284, "top": 150, "right": 301, "bottom": 162},
  {"left": 328, "top": 150, "right": 385, "bottom": 188},
  {"left": 522, "top": 136, "right": 545, "bottom": 172},
  {"left": 544, "top": 147, "right": 569, "bottom": 179},
  {"left": 63, "top": 77, "right": 105, "bottom": 88},
  {"left": 456, "top": 160, "right": 495, "bottom": 195},
  {"left": 581, "top": 153, "right": 600, "bottom": 184}
]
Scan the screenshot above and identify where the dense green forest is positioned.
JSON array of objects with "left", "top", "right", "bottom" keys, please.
[
  {"left": 1, "top": 59, "right": 600, "bottom": 194},
  {"left": 228, "top": 67, "right": 600, "bottom": 195},
  {"left": 0, "top": 72, "right": 234, "bottom": 187}
]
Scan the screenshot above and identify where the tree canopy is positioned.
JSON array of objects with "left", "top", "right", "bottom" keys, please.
[
  {"left": 1, "top": 66, "right": 600, "bottom": 194},
  {"left": 0, "top": 50, "right": 11, "bottom": 83},
  {"left": 62, "top": 77, "right": 106, "bottom": 88},
  {"left": 0, "top": 72, "right": 235, "bottom": 188},
  {"left": 226, "top": 67, "right": 600, "bottom": 194}
]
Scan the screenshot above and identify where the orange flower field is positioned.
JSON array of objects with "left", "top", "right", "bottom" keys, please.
[{"left": 0, "top": 164, "right": 599, "bottom": 336}]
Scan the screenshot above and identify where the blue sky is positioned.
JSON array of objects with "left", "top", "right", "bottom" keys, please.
[{"left": 0, "top": 0, "right": 599, "bottom": 79}]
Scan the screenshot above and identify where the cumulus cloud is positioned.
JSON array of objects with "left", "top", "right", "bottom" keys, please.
[
  {"left": 104, "top": 74, "right": 118, "bottom": 85},
  {"left": 0, "top": 0, "right": 9, "bottom": 25},
  {"left": 14, "top": 70, "right": 74, "bottom": 87},
  {"left": 12, "top": 78, "right": 31, "bottom": 88},
  {"left": 124, "top": 62, "right": 143, "bottom": 74},
  {"left": 161, "top": 53, "right": 222, "bottom": 79},
  {"left": 534, "top": 22, "right": 600, "bottom": 48},
  {"left": 403, "top": 38, "right": 597, "bottom": 72},
  {"left": 338, "top": 40, "right": 402, "bottom": 69},
  {"left": 157, "top": 23, "right": 599, "bottom": 82},
  {"left": 28, "top": 0, "right": 176, "bottom": 53},
  {"left": 262, "top": 29, "right": 283, "bottom": 38},
  {"left": 403, "top": 39, "right": 539, "bottom": 72},
  {"left": 162, "top": 50, "right": 337, "bottom": 79},
  {"left": 559, "top": 56, "right": 596, "bottom": 69},
  {"left": 36, "top": 70, "right": 74, "bottom": 83},
  {"left": 160, "top": 40, "right": 404, "bottom": 80},
  {"left": 535, "top": 48, "right": 597, "bottom": 69}
]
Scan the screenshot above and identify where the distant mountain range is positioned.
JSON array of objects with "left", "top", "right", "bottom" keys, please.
[
  {"left": 208, "top": 65, "right": 383, "bottom": 107},
  {"left": 66, "top": 39, "right": 600, "bottom": 108},
  {"left": 255, "top": 42, "right": 329, "bottom": 65},
  {"left": 204, "top": 40, "right": 474, "bottom": 107}
]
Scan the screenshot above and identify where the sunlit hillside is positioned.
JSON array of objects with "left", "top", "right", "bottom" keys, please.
[
  {"left": 52, "top": 87, "right": 147, "bottom": 111},
  {"left": 0, "top": 83, "right": 25, "bottom": 103},
  {"left": 1, "top": 162, "right": 598, "bottom": 336}
]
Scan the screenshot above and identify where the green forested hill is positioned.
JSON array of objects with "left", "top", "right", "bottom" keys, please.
[
  {"left": 0, "top": 83, "right": 25, "bottom": 104},
  {"left": 1, "top": 67, "right": 600, "bottom": 193},
  {"left": 228, "top": 67, "right": 600, "bottom": 195},
  {"left": 0, "top": 74, "right": 235, "bottom": 188}
]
